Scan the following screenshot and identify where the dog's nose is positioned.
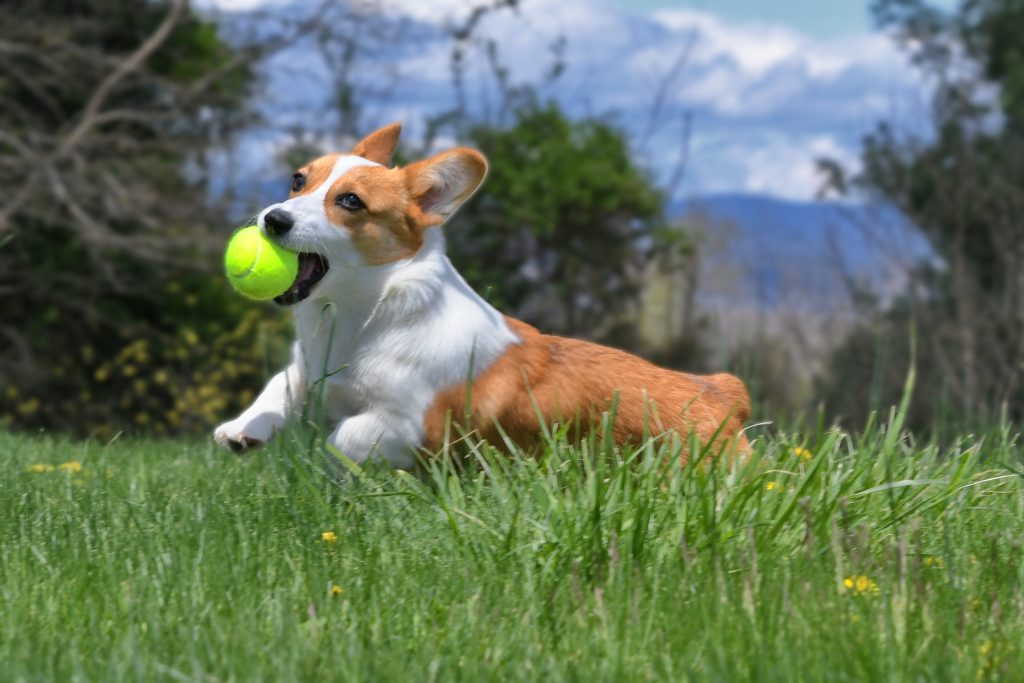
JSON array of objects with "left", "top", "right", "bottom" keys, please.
[{"left": 263, "top": 208, "right": 294, "bottom": 236}]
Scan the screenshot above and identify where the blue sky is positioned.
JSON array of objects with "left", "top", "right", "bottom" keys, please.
[
  {"left": 202, "top": 0, "right": 948, "bottom": 202},
  {"left": 615, "top": 0, "right": 877, "bottom": 36},
  {"left": 614, "top": 0, "right": 957, "bottom": 37}
]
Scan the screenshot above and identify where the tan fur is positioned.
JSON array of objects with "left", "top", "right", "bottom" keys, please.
[
  {"left": 351, "top": 122, "right": 402, "bottom": 166},
  {"left": 290, "top": 154, "right": 340, "bottom": 198},
  {"left": 323, "top": 166, "right": 424, "bottom": 265},
  {"left": 423, "top": 318, "right": 751, "bottom": 460},
  {"left": 295, "top": 144, "right": 488, "bottom": 265},
  {"left": 403, "top": 149, "right": 488, "bottom": 222}
]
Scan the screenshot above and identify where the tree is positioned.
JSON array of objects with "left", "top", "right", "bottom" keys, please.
[
  {"left": 820, "top": 0, "right": 1024, "bottom": 428},
  {"left": 0, "top": 0, "right": 280, "bottom": 435},
  {"left": 446, "top": 103, "right": 667, "bottom": 342}
]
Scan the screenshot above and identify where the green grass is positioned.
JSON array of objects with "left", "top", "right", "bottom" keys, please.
[{"left": 2, "top": 411, "right": 1024, "bottom": 681}]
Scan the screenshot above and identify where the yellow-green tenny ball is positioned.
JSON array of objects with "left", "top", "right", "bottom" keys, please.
[{"left": 224, "top": 225, "right": 299, "bottom": 300}]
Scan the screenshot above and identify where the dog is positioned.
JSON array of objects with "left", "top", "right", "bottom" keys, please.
[{"left": 213, "top": 123, "right": 750, "bottom": 467}]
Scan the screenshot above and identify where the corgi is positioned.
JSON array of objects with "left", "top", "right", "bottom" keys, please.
[{"left": 213, "top": 123, "right": 750, "bottom": 467}]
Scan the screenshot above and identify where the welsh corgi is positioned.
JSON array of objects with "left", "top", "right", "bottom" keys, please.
[{"left": 214, "top": 123, "right": 750, "bottom": 467}]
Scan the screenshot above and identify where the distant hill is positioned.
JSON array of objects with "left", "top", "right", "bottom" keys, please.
[
  {"left": 632, "top": 194, "right": 933, "bottom": 384},
  {"left": 670, "top": 193, "right": 932, "bottom": 311}
]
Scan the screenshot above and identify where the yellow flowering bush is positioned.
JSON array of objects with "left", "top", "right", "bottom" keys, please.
[{"left": 1, "top": 276, "right": 291, "bottom": 438}]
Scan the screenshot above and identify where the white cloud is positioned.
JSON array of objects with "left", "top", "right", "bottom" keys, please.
[
  {"left": 655, "top": 9, "right": 806, "bottom": 77},
  {"left": 740, "top": 135, "right": 860, "bottom": 198},
  {"left": 648, "top": 8, "right": 917, "bottom": 118}
]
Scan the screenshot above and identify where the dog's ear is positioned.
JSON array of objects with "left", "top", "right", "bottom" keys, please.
[
  {"left": 352, "top": 122, "right": 402, "bottom": 166},
  {"left": 404, "top": 148, "right": 487, "bottom": 226}
]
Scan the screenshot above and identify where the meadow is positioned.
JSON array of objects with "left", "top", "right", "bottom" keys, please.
[{"left": 2, "top": 400, "right": 1023, "bottom": 681}]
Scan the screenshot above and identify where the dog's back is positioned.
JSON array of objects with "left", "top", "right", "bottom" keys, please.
[{"left": 424, "top": 317, "right": 750, "bottom": 458}]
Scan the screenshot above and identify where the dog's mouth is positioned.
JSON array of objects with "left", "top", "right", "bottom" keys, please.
[{"left": 274, "top": 253, "right": 329, "bottom": 306}]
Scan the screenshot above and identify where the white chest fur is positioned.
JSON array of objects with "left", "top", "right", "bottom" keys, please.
[{"left": 293, "top": 230, "right": 519, "bottom": 466}]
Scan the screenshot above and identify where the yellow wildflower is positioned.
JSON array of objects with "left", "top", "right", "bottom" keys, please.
[
  {"left": 331, "top": 585, "right": 343, "bottom": 597},
  {"left": 5, "top": 386, "right": 19, "bottom": 399},
  {"left": 765, "top": 481, "right": 782, "bottom": 491},
  {"left": 122, "top": 365, "right": 137, "bottom": 378},
  {"left": 27, "top": 464, "right": 55, "bottom": 473},
  {"left": 842, "top": 575, "right": 879, "bottom": 595},
  {"left": 923, "top": 556, "right": 943, "bottom": 569},
  {"left": 321, "top": 531, "right": 338, "bottom": 543},
  {"left": 58, "top": 461, "right": 83, "bottom": 473},
  {"left": 154, "top": 370, "right": 169, "bottom": 385},
  {"left": 94, "top": 367, "right": 109, "bottom": 382},
  {"left": 791, "top": 447, "right": 813, "bottom": 460}
]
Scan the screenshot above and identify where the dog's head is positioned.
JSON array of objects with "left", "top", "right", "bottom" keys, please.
[{"left": 258, "top": 123, "right": 487, "bottom": 305}]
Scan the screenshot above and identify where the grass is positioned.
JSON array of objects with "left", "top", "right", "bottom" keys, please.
[{"left": 2, "top": 408, "right": 1024, "bottom": 681}]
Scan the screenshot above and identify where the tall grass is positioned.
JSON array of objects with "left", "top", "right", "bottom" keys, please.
[{"left": 1, "top": 405, "right": 1023, "bottom": 681}]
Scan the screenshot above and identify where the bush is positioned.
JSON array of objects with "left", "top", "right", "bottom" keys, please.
[{"left": 1, "top": 273, "right": 291, "bottom": 439}]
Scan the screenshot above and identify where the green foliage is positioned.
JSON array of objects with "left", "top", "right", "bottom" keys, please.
[
  {"left": 961, "top": 0, "right": 1024, "bottom": 121},
  {"left": 447, "top": 103, "right": 668, "bottom": 338},
  {"left": 2, "top": 408, "right": 1024, "bottom": 679}
]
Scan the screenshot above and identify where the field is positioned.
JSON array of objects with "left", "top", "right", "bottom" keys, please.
[{"left": 2, "top": 406, "right": 1024, "bottom": 681}]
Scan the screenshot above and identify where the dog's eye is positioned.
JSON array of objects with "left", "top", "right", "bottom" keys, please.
[
  {"left": 291, "top": 173, "right": 306, "bottom": 192},
  {"left": 336, "top": 192, "right": 365, "bottom": 211}
]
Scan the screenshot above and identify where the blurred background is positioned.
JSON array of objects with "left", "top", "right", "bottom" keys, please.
[{"left": 1, "top": 0, "right": 1020, "bottom": 439}]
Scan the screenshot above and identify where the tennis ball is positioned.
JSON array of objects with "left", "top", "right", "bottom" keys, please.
[{"left": 224, "top": 225, "right": 299, "bottom": 300}]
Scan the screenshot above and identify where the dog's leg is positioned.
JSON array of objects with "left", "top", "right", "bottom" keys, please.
[
  {"left": 327, "top": 412, "right": 419, "bottom": 470},
  {"left": 214, "top": 350, "right": 305, "bottom": 453}
]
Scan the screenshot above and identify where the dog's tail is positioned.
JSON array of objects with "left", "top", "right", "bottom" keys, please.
[{"left": 710, "top": 372, "right": 751, "bottom": 424}]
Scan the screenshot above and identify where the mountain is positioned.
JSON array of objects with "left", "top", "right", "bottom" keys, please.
[{"left": 669, "top": 193, "right": 932, "bottom": 311}]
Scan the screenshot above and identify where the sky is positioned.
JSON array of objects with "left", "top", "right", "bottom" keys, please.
[
  {"left": 616, "top": 0, "right": 877, "bottom": 37},
  {"left": 201, "top": 0, "right": 952, "bottom": 202},
  {"left": 613, "top": 0, "right": 958, "bottom": 38}
]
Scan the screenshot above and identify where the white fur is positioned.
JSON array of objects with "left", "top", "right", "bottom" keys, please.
[{"left": 213, "top": 155, "right": 518, "bottom": 467}]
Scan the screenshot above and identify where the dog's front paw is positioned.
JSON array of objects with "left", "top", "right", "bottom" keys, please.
[{"left": 214, "top": 418, "right": 269, "bottom": 454}]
